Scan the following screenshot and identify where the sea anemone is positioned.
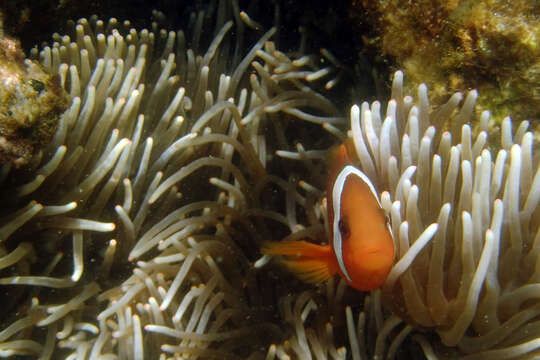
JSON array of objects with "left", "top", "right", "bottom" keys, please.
[
  {"left": 0, "top": 1, "right": 538, "bottom": 359},
  {"left": 268, "top": 71, "right": 540, "bottom": 359},
  {"left": 0, "top": 3, "right": 342, "bottom": 358},
  {"left": 361, "top": 71, "right": 539, "bottom": 359}
]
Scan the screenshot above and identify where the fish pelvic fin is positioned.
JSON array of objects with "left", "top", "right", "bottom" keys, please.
[{"left": 261, "top": 241, "right": 337, "bottom": 284}]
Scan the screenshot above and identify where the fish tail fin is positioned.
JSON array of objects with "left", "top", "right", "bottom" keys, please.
[{"left": 261, "top": 241, "right": 337, "bottom": 284}]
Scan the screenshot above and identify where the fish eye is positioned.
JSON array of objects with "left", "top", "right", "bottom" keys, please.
[{"left": 338, "top": 218, "right": 350, "bottom": 239}]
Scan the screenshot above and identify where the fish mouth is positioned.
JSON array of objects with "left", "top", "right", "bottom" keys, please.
[
  {"left": 365, "top": 248, "right": 383, "bottom": 255},
  {"left": 359, "top": 249, "right": 394, "bottom": 271},
  {"left": 363, "top": 248, "right": 389, "bottom": 258}
]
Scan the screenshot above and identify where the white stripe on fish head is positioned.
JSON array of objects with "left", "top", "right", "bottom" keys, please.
[{"left": 332, "top": 165, "right": 382, "bottom": 283}]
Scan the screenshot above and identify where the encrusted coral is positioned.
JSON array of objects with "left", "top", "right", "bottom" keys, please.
[
  {"left": 351, "top": 0, "right": 539, "bottom": 124},
  {"left": 0, "top": 33, "right": 68, "bottom": 168}
]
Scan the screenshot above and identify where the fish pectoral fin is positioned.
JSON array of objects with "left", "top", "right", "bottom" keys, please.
[
  {"left": 281, "top": 258, "right": 333, "bottom": 284},
  {"left": 261, "top": 241, "right": 335, "bottom": 284}
]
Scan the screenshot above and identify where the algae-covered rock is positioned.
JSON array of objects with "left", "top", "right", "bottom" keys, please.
[
  {"left": 0, "top": 34, "right": 68, "bottom": 168},
  {"left": 351, "top": 0, "right": 539, "bottom": 124}
]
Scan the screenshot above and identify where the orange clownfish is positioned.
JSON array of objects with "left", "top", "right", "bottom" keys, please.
[{"left": 262, "top": 141, "right": 395, "bottom": 291}]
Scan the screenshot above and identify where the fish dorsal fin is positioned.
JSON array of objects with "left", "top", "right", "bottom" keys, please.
[{"left": 332, "top": 165, "right": 381, "bottom": 283}]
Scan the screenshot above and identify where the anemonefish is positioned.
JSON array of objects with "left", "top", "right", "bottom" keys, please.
[{"left": 262, "top": 140, "right": 395, "bottom": 291}]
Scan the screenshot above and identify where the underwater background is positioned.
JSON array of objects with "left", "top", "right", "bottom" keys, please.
[{"left": 0, "top": 0, "right": 538, "bottom": 359}]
